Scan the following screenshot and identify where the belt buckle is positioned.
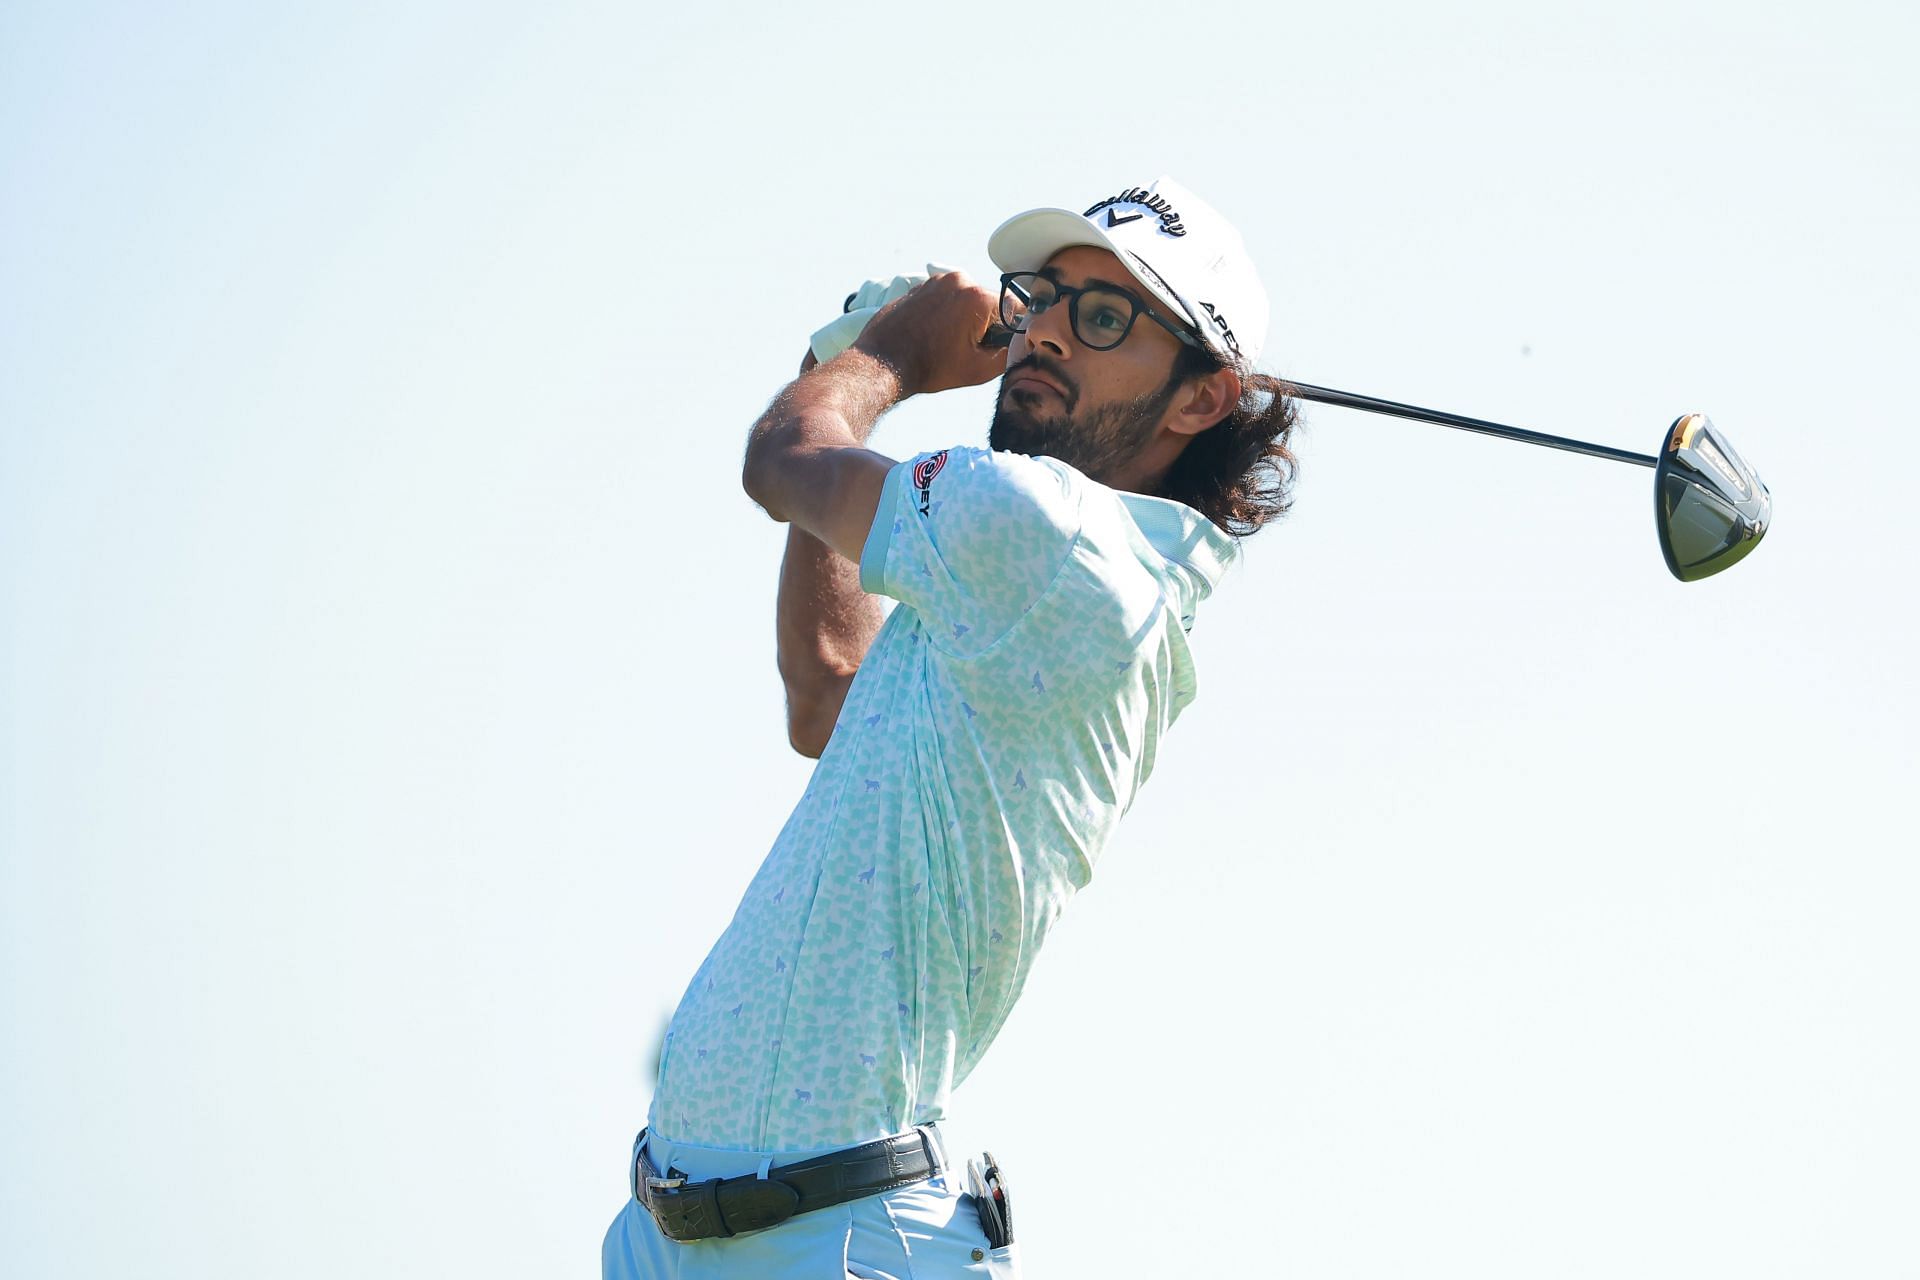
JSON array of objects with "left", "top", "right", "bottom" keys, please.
[{"left": 632, "top": 1130, "right": 688, "bottom": 1202}]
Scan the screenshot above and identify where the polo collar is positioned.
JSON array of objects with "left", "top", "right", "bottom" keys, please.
[{"left": 1116, "top": 492, "right": 1239, "bottom": 597}]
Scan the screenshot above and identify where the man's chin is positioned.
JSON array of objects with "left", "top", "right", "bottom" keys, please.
[{"left": 987, "top": 408, "right": 1060, "bottom": 459}]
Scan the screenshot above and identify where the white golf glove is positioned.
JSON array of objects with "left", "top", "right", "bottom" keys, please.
[{"left": 809, "top": 263, "right": 962, "bottom": 364}]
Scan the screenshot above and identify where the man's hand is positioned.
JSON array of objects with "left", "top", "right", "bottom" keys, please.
[
  {"left": 851, "top": 270, "right": 1007, "bottom": 398},
  {"left": 811, "top": 271, "right": 929, "bottom": 365}
]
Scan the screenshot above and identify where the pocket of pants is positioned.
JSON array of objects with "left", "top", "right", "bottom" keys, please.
[{"left": 852, "top": 1178, "right": 1020, "bottom": 1279}]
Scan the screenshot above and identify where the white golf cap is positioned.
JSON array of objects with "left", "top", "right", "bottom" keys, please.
[{"left": 987, "top": 176, "right": 1269, "bottom": 367}]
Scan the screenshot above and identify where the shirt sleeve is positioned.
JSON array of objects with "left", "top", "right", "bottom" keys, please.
[{"left": 859, "top": 447, "right": 1085, "bottom": 654}]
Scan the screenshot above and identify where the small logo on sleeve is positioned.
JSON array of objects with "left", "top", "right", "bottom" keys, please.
[{"left": 912, "top": 450, "right": 949, "bottom": 515}]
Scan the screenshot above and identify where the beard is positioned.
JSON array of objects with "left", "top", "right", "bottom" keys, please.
[{"left": 987, "top": 363, "right": 1181, "bottom": 484}]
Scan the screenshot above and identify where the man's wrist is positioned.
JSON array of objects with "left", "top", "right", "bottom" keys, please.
[{"left": 847, "top": 335, "right": 917, "bottom": 392}]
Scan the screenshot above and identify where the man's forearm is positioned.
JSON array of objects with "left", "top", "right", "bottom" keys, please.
[
  {"left": 776, "top": 525, "right": 883, "bottom": 758},
  {"left": 745, "top": 350, "right": 903, "bottom": 524}
]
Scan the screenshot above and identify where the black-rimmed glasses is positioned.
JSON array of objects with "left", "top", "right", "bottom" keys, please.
[{"left": 998, "top": 272, "right": 1205, "bottom": 353}]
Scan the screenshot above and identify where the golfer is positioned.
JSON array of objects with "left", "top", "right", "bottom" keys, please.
[{"left": 604, "top": 177, "right": 1296, "bottom": 1278}]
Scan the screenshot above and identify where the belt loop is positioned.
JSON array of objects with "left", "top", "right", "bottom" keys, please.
[
  {"left": 756, "top": 1154, "right": 773, "bottom": 1181},
  {"left": 914, "top": 1123, "right": 942, "bottom": 1172}
]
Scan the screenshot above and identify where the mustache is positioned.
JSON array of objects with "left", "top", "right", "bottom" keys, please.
[{"left": 1003, "top": 354, "right": 1078, "bottom": 410}]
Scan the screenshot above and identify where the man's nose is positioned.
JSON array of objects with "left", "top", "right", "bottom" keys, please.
[{"left": 1023, "top": 299, "right": 1074, "bottom": 357}]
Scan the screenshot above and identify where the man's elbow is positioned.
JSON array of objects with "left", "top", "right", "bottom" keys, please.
[
  {"left": 742, "top": 434, "right": 783, "bottom": 516},
  {"left": 745, "top": 400, "right": 860, "bottom": 519},
  {"left": 786, "top": 701, "right": 837, "bottom": 759},
  {"left": 787, "top": 718, "right": 830, "bottom": 760},
  {"left": 742, "top": 388, "right": 802, "bottom": 508},
  {"left": 782, "top": 671, "right": 854, "bottom": 760}
]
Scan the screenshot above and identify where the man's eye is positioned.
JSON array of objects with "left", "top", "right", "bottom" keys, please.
[{"left": 1089, "top": 305, "right": 1128, "bottom": 331}]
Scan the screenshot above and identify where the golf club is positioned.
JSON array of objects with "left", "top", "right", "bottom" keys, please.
[
  {"left": 1282, "top": 382, "right": 1772, "bottom": 582},
  {"left": 980, "top": 322, "right": 1772, "bottom": 581}
]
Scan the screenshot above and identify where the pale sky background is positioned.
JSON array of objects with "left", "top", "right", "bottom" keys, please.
[{"left": 4, "top": 2, "right": 1916, "bottom": 1277}]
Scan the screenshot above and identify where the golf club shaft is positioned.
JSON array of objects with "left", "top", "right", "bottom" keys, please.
[
  {"left": 982, "top": 321, "right": 1656, "bottom": 467},
  {"left": 1284, "top": 382, "right": 1659, "bottom": 468}
]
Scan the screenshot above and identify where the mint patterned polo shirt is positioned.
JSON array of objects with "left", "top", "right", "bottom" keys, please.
[{"left": 648, "top": 446, "right": 1237, "bottom": 1151}]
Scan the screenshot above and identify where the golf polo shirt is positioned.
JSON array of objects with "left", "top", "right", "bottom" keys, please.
[{"left": 648, "top": 446, "right": 1236, "bottom": 1152}]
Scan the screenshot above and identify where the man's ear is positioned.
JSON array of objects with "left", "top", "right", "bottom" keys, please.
[{"left": 1167, "top": 365, "right": 1243, "bottom": 438}]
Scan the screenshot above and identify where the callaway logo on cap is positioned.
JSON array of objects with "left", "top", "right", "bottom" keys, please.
[{"left": 987, "top": 176, "right": 1269, "bottom": 367}]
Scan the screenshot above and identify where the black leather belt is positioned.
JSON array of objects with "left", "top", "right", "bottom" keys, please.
[{"left": 633, "top": 1126, "right": 941, "bottom": 1243}]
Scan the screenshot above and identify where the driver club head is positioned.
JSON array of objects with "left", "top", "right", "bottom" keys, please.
[{"left": 1654, "top": 413, "right": 1771, "bottom": 582}]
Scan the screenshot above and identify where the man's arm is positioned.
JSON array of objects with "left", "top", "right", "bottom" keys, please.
[
  {"left": 744, "top": 271, "right": 1006, "bottom": 752},
  {"left": 743, "top": 346, "right": 905, "bottom": 563},
  {"left": 771, "top": 348, "right": 884, "bottom": 757},
  {"left": 776, "top": 525, "right": 882, "bottom": 757}
]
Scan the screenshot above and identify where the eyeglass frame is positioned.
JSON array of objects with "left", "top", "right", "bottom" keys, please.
[{"left": 997, "top": 271, "right": 1207, "bottom": 354}]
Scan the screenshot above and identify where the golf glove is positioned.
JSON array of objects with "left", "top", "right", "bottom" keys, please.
[{"left": 808, "top": 264, "right": 961, "bottom": 364}]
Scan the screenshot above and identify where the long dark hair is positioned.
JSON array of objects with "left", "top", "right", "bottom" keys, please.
[{"left": 1157, "top": 344, "right": 1300, "bottom": 537}]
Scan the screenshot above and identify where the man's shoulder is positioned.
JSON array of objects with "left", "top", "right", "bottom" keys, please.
[
  {"left": 902, "top": 446, "right": 1088, "bottom": 541},
  {"left": 914, "top": 445, "right": 1084, "bottom": 498},
  {"left": 861, "top": 447, "right": 1103, "bottom": 645}
]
